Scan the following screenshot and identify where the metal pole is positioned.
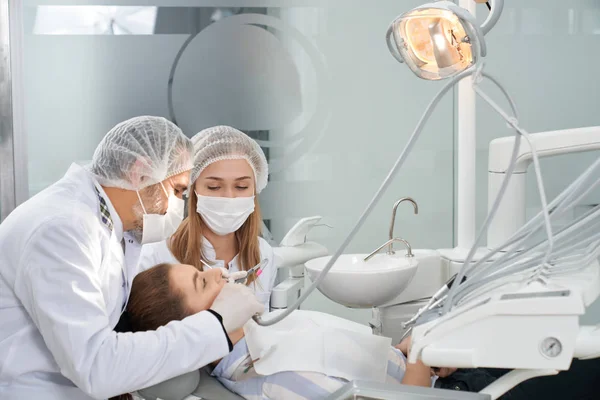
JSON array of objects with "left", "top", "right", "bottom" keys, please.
[
  {"left": 0, "top": 0, "right": 16, "bottom": 221},
  {"left": 456, "top": 0, "right": 477, "bottom": 250}
]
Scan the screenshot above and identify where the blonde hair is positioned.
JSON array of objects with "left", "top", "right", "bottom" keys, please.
[{"left": 169, "top": 191, "right": 261, "bottom": 286}]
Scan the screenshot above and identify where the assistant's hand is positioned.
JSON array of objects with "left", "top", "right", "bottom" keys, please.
[{"left": 219, "top": 267, "right": 248, "bottom": 283}]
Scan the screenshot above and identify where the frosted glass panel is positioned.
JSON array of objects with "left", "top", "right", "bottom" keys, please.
[
  {"left": 22, "top": 1, "right": 454, "bottom": 323},
  {"left": 472, "top": 1, "right": 600, "bottom": 320},
  {"left": 474, "top": 0, "right": 600, "bottom": 229}
]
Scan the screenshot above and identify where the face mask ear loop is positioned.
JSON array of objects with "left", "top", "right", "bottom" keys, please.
[
  {"left": 160, "top": 182, "right": 174, "bottom": 213},
  {"left": 136, "top": 191, "right": 148, "bottom": 214},
  {"left": 160, "top": 182, "right": 170, "bottom": 199},
  {"left": 168, "top": 178, "right": 180, "bottom": 199}
]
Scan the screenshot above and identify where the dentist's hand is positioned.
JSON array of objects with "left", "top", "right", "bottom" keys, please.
[
  {"left": 210, "top": 282, "right": 264, "bottom": 333},
  {"left": 219, "top": 267, "right": 248, "bottom": 283}
]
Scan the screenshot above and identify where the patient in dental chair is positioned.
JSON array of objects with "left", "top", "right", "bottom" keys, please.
[
  {"left": 116, "top": 263, "right": 444, "bottom": 400},
  {"left": 117, "top": 263, "right": 600, "bottom": 400}
]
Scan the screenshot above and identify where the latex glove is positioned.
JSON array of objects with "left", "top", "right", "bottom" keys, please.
[
  {"left": 210, "top": 282, "right": 264, "bottom": 333},
  {"left": 219, "top": 267, "right": 248, "bottom": 283}
]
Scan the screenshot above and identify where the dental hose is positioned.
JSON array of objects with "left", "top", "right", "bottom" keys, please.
[
  {"left": 442, "top": 70, "right": 556, "bottom": 314},
  {"left": 411, "top": 71, "right": 554, "bottom": 321}
]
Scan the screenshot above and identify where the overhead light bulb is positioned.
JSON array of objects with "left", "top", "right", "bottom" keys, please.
[{"left": 386, "top": 1, "right": 486, "bottom": 80}]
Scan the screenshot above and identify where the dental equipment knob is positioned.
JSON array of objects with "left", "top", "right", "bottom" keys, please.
[
  {"left": 388, "top": 197, "right": 418, "bottom": 255},
  {"left": 365, "top": 237, "right": 414, "bottom": 262}
]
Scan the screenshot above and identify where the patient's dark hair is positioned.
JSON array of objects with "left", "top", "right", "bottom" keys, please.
[
  {"left": 126, "top": 262, "right": 191, "bottom": 331},
  {"left": 112, "top": 263, "right": 192, "bottom": 400}
]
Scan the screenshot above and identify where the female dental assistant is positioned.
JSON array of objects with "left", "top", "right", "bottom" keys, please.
[{"left": 137, "top": 125, "right": 277, "bottom": 312}]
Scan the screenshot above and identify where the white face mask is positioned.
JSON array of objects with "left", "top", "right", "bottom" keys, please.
[
  {"left": 136, "top": 183, "right": 185, "bottom": 244},
  {"left": 195, "top": 193, "right": 255, "bottom": 236}
]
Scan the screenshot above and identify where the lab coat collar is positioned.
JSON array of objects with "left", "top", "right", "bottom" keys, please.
[
  {"left": 202, "top": 236, "right": 240, "bottom": 270},
  {"left": 66, "top": 163, "right": 125, "bottom": 243}
]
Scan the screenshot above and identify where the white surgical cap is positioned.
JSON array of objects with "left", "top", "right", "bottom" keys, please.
[
  {"left": 190, "top": 126, "right": 269, "bottom": 193},
  {"left": 90, "top": 116, "right": 194, "bottom": 191}
]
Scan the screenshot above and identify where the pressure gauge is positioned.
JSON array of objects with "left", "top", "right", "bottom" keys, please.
[{"left": 540, "top": 337, "right": 562, "bottom": 358}]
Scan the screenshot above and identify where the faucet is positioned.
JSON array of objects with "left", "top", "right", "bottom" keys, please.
[
  {"left": 388, "top": 197, "right": 418, "bottom": 254},
  {"left": 365, "top": 237, "right": 414, "bottom": 262}
]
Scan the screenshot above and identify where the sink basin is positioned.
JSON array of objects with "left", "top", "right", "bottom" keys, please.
[{"left": 304, "top": 253, "right": 419, "bottom": 308}]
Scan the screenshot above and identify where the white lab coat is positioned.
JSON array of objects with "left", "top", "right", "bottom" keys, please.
[
  {"left": 124, "top": 231, "right": 142, "bottom": 273},
  {"left": 0, "top": 164, "right": 231, "bottom": 400},
  {"left": 136, "top": 236, "right": 277, "bottom": 313}
]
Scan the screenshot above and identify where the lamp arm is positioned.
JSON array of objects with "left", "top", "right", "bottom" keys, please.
[{"left": 480, "top": 0, "right": 504, "bottom": 35}]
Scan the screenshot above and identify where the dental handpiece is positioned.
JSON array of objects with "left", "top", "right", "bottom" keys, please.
[
  {"left": 402, "top": 273, "right": 467, "bottom": 328},
  {"left": 234, "top": 258, "right": 269, "bottom": 284},
  {"left": 430, "top": 273, "right": 467, "bottom": 304},
  {"left": 200, "top": 259, "right": 213, "bottom": 270},
  {"left": 202, "top": 258, "right": 269, "bottom": 285}
]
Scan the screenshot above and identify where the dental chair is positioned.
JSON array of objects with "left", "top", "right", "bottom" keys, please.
[
  {"left": 136, "top": 367, "right": 243, "bottom": 400},
  {"left": 136, "top": 218, "right": 328, "bottom": 400}
]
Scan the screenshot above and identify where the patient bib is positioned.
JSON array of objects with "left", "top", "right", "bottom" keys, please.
[{"left": 243, "top": 310, "right": 391, "bottom": 383}]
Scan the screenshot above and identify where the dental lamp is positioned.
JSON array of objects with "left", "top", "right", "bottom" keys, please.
[
  {"left": 385, "top": 0, "right": 503, "bottom": 81},
  {"left": 386, "top": 1, "right": 484, "bottom": 81}
]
